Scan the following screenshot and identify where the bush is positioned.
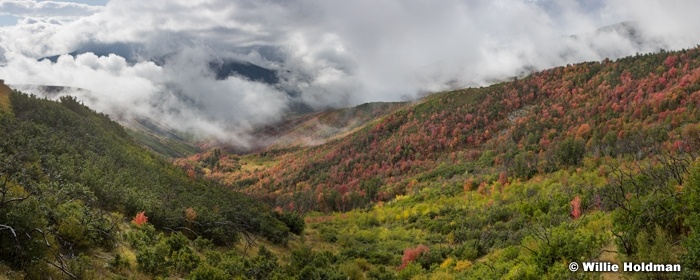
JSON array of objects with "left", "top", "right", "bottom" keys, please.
[
  {"left": 275, "top": 211, "right": 305, "bottom": 235},
  {"left": 109, "top": 253, "right": 131, "bottom": 273},
  {"left": 555, "top": 137, "right": 585, "bottom": 166},
  {"left": 187, "top": 264, "right": 229, "bottom": 280}
]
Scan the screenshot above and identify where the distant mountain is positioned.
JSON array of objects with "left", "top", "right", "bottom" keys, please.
[
  {"left": 39, "top": 42, "right": 279, "bottom": 83},
  {"left": 249, "top": 101, "right": 406, "bottom": 151}
]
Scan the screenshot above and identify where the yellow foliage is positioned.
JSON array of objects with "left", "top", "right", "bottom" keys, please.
[
  {"left": 446, "top": 232, "right": 455, "bottom": 244},
  {"left": 454, "top": 260, "right": 472, "bottom": 272},
  {"left": 7, "top": 183, "right": 28, "bottom": 197},
  {"left": 429, "top": 271, "right": 456, "bottom": 280},
  {"left": 439, "top": 257, "right": 454, "bottom": 269}
]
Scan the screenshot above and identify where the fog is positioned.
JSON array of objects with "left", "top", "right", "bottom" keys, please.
[{"left": 1, "top": 0, "right": 699, "bottom": 148}]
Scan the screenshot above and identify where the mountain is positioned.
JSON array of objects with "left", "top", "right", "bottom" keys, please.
[
  {"left": 40, "top": 43, "right": 279, "bottom": 84},
  {"left": 249, "top": 101, "right": 406, "bottom": 151},
  {"left": 174, "top": 47, "right": 700, "bottom": 278},
  {"left": 5, "top": 46, "right": 700, "bottom": 279}
]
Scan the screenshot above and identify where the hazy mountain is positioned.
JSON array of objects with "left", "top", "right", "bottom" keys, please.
[{"left": 40, "top": 42, "right": 280, "bottom": 84}]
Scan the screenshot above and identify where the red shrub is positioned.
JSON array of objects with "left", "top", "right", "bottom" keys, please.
[
  {"left": 399, "top": 245, "right": 429, "bottom": 270},
  {"left": 132, "top": 211, "right": 148, "bottom": 227}
]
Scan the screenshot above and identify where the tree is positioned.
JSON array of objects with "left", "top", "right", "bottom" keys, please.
[{"left": 555, "top": 137, "right": 585, "bottom": 166}]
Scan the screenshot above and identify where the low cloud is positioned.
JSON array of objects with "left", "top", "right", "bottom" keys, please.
[{"left": 1, "top": 0, "right": 700, "bottom": 148}]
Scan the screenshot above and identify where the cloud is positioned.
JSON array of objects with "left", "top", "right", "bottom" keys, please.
[
  {"left": 1, "top": 0, "right": 700, "bottom": 148},
  {"left": 0, "top": 0, "right": 102, "bottom": 19}
]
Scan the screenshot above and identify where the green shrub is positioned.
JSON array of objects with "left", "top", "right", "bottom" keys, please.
[
  {"left": 187, "top": 264, "right": 229, "bottom": 280},
  {"left": 555, "top": 137, "right": 585, "bottom": 166},
  {"left": 275, "top": 211, "right": 305, "bottom": 235}
]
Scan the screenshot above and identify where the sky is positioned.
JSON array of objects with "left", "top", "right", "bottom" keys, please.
[{"left": 1, "top": 0, "right": 700, "bottom": 148}]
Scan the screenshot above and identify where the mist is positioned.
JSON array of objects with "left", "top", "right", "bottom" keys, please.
[{"left": 1, "top": 0, "right": 700, "bottom": 148}]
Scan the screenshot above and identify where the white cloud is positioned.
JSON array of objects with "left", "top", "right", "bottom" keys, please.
[
  {"left": 1, "top": 0, "right": 700, "bottom": 148},
  {"left": 0, "top": 0, "right": 102, "bottom": 18}
]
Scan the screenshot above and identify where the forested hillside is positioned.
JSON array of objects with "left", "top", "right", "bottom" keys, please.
[
  {"left": 175, "top": 47, "right": 700, "bottom": 279},
  {"left": 0, "top": 91, "right": 298, "bottom": 278}
]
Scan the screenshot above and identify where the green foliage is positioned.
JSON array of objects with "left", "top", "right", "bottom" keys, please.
[
  {"left": 0, "top": 91, "right": 294, "bottom": 277},
  {"left": 109, "top": 253, "right": 131, "bottom": 273},
  {"left": 512, "top": 152, "right": 536, "bottom": 179},
  {"left": 136, "top": 232, "right": 201, "bottom": 276},
  {"left": 274, "top": 211, "right": 305, "bottom": 235},
  {"left": 245, "top": 246, "right": 281, "bottom": 280},
  {"left": 555, "top": 137, "right": 586, "bottom": 166},
  {"left": 397, "top": 262, "right": 424, "bottom": 280},
  {"left": 683, "top": 161, "right": 700, "bottom": 278},
  {"left": 187, "top": 264, "right": 229, "bottom": 280},
  {"left": 0, "top": 91, "right": 302, "bottom": 279}
]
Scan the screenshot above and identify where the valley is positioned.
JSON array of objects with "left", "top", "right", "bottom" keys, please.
[{"left": 3, "top": 47, "right": 700, "bottom": 279}]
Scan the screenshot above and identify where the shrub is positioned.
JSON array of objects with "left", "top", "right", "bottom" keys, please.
[
  {"left": 400, "top": 245, "right": 430, "bottom": 270},
  {"left": 555, "top": 137, "right": 585, "bottom": 166},
  {"left": 275, "top": 211, "right": 305, "bottom": 235},
  {"left": 187, "top": 264, "right": 229, "bottom": 280},
  {"left": 132, "top": 211, "right": 148, "bottom": 227}
]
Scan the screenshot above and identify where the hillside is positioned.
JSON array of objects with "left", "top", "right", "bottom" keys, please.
[
  {"left": 0, "top": 80, "right": 10, "bottom": 111},
  {"left": 181, "top": 48, "right": 700, "bottom": 213},
  {"left": 0, "top": 91, "right": 297, "bottom": 278},
  {"left": 251, "top": 101, "right": 406, "bottom": 150},
  {"left": 9, "top": 84, "right": 201, "bottom": 158},
  {"left": 174, "top": 47, "right": 700, "bottom": 278}
]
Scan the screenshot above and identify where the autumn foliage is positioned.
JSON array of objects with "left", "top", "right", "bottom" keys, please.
[
  {"left": 175, "top": 47, "right": 700, "bottom": 215},
  {"left": 570, "top": 196, "right": 581, "bottom": 219},
  {"left": 185, "top": 207, "right": 197, "bottom": 222},
  {"left": 132, "top": 211, "right": 148, "bottom": 227},
  {"left": 399, "top": 245, "right": 430, "bottom": 270}
]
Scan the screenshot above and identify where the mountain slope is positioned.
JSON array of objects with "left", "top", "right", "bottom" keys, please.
[
  {"left": 252, "top": 101, "right": 406, "bottom": 150},
  {"left": 174, "top": 47, "right": 700, "bottom": 278},
  {"left": 0, "top": 91, "right": 295, "bottom": 278},
  {"left": 185, "top": 48, "right": 700, "bottom": 212},
  {"left": 8, "top": 84, "right": 201, "bottom": 158}
]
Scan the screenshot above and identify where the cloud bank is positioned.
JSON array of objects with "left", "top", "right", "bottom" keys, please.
[{"left": 1, "top": 0, "right": 700, "bottom": 148}]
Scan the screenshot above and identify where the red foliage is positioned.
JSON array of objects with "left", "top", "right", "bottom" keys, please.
[
  {"left": 399, "top": 245, "right": 429, "bottom": 270},
  {"left": 498, "top": 171, "right": 508, "bottom": 185},
  {"left": 171, "top": 47, "right": 700, "bottom": 214},
  {"left": 570, "top": 196, "right": 581, "bottom": 220},
  {"left": 665, "top": 55, "right": 679, "bottom": 68},
  {"left": 132, "top": 211, "right": 148, "bottom": 227},
  {"left": 186, "top": 169, "right": 196, "bottom": 179}
]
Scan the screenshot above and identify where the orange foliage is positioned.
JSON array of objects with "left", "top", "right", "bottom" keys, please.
[
  {"left": 570, "top": 196, "right": 581, "bottom": 220},
  {"left": 132, "top": 211, "right": 148, "bottom": 227}
]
